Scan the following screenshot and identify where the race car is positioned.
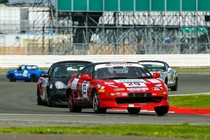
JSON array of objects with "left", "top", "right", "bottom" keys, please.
[
  {"left": 138, "top": 60, "right": 178, "bottom": 91},
  {"left": 37, "top": 60, "right": 92, "bottom": 107},
  {"left": 6, "top": 64, "right": 47, "bottom": 82},
  {"left": 65, "top": 61, "right": 169, "bottom": 116}
]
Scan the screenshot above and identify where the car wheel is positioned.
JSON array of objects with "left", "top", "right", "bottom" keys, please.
[
  {"left": 154, "top": 106, "right": 169, "bottom": 116},
  {"left": 67, "top": 91, "right": 82, "bottom": 112},
  {"left": 9, "top": 74, "right": 16, "bottom": 82},
  {"left": 127, "top": 108, "right": 140, "bottom": 114},
  {"left": 164, "top": 78, "right": 168, "bottom": 86},
  {"left": 171, "top": 78, "right": 178, "bottom": 91},
  {"left": 37, "top": 86, "right": 43, "bottom": 105},
  {"left": 47, "top": 96, "right": 52, "bottom": 107},
  {"left": 31, "top": 74, "right": 38, "bottom": 82},
  {"left": 92, "top": 91, "right": 107, "bottom": 113}
]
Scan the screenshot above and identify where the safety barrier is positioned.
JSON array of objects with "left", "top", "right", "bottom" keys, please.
[{"left": 0, "top": 54, "right": 209, "bottom": 68}]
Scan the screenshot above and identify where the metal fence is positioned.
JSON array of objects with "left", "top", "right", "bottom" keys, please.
[{"left": 0, "top": 5, "right": 210, "bottom": 55}]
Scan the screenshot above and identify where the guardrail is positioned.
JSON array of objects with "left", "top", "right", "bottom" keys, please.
[{"left": 0, "top": 54, "right": 209, "bottom": 68}]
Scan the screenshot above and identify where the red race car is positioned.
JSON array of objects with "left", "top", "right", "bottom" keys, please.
[{"left": 65, "top": 62, "right": 169, "bottom": 116}]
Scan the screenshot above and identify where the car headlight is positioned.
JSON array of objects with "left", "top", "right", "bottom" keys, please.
[{"left": 55, "top": 81, "right": 67, "bottom": 89}]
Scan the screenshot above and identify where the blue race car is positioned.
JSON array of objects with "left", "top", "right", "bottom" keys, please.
[{"left": 6, "top": 64, "right": 47, "bottom": 82}]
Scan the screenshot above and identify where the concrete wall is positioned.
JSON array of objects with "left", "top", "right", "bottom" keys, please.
[{"left": 0, "top": 54, "right": 209, "bottom": 68}]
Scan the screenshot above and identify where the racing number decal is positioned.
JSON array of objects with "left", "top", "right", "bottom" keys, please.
[
  {"left": 71, "top": 79, "right": 79, "bottom": 90},
  {"left": 82, "top": 81, "right": 90, "bottom": 98},
  {"left": 128, "top": 82, "right": 141, "bottom": 86},
  {"left": 123, "top": 82, "right": 146, "bottom": 87},
  {"left": 23, "top": 70, "right": 28, "bottom": 77}
]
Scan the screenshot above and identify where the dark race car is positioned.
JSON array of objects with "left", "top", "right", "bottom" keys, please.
[
  {"left": 6, "top": 64, "right": 47, "bottom": 82},
  {"left": 65, "top": 61, "right": 169, "bottom": 116},
  {"left": 37, "top": 60, "right": 92, "bottom": 107},
  {"left": 138, "top": 60, "right": 178, "bottom": 91}
]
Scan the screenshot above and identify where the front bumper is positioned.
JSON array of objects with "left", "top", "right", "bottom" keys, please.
[
  {"left": 49, "top": 89, "right": 67, "bottom": 106},
  {"left": 99, "top": 93, "right": 169, "bottom": 109}
]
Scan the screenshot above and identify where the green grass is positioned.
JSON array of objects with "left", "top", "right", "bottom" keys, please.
[
  {"left": 169, "top": 94, "right": 210, "bottom": 108},
  {"left": 0, "top": 124, "right": 210, "bottom": 140},
  {"left": 173, "top": 66, "right": 210, "bottom": 74},
  {"left": 0, "top": 94, "right": 210, "bottom": 139}
]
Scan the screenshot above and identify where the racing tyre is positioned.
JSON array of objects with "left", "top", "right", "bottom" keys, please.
[
  {"left": 127, "top": 108, "right": 140, "bottom": 114},
  {"left": 171, "top": 78, "right": 178, "bottom": 91},
  {"left": 37, "top": 86, "right": 43, "bottom": 105},
  {"left": 31, "top": 74, "right": 38, "bottom": 82},
  {"left": 47, "top": 96, "right": 53, "bottom": 107},
  {"left": 9, "top": 74, "right": 16, "bottom": 82},
  {"left": 154, "top": 106, "right": 169, "bottom": 116},
  {"left": 164, "top": 78, "right": 168, "bottom": 86},
  {"left": 92, "top": 91, "right": 107, "bottom": 113},
  {"left": 67, "top": 91, "right": 82, "bottom": 112}
]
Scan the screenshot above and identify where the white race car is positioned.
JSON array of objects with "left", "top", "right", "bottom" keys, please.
[{"left": 138, "top": 60, "right": 178, "bottom": 91}]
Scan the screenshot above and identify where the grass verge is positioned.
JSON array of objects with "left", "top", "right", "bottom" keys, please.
[
  {"left": 169, "top": 94, "right": 210, "bottom": 108},
  {"left": 0, "top": 124, "right": 210, "bottom": 140}
]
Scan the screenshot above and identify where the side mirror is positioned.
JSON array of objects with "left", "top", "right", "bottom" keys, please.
[
  {"left": 41, "top": 73, "right": 49, "bottom": 78},
  {"left": 81, "top": 74, "right": 91, "bottom": 81},
  {"left": 153, "top": 72, "right": 160, "bottom": 78}
]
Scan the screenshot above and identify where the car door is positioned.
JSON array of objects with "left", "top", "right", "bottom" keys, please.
[
  {"left": 76, "top": 65, "right": 94, "bottom": 103},
  {"left": 15, "top": 65, "right": 25, "bottom": 80},
  {"left": 23, "top": 65, "right": 31, "bottom": 80}
]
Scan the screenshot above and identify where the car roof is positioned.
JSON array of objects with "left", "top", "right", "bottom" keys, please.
[
  {"left": 92, "top": 61, "right": 139, "bottom": 65},
  {"left": 52, "top": 60, "right": 92, "bottom": 65},
  {"left": 138, "top": 60, "right": 167, "bottom": 64},
  {"left": 18, "top": 64, "right": 38, "bottom": 66},
  {"left": 89, "top": 61, "right": 144, "bottom": 68}
]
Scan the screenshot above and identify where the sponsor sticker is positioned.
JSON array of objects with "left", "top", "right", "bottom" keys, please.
[
  {"left": 114, "top": 79, "right": 145, "bottom": 83},
  {"left": 105, "top": 63, "right": 133, "bottom": 66},
  {"left": 71, "top": 78, "right": 79, "bottom": 90},
  {"left": 97, "top": 84, "right": 101, "bottom": 88},
  {"left": 147, "top": 79, "right": 161, "bottom": 83},
  {"left": 114, "top": 88, "right": 125, "bottom": 91},
  {"left": 99, "top": 89, "right": 105, "bottom": 92},
  {"left": 128, "top": 104, "right": 134, "bottom": 107},
  {"left": 152, "top": 87, "right": 163, "bottom": 90},
  {"left": 155, "top": 84, "right": 162, "bottom": 87},
  {"left": 139, "top": 103, "right": 147, "bottom": 106},
  {"left": 104, "top": 82, "right": 114, "bottom": 85},
  {"left": 127, "top": 87, "right": 148, "bottom": 91}
]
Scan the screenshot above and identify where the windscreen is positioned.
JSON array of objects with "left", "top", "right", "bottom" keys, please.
[
  {"left": 27, "top": 65, "right": 39, "bottom": 70},
  {"left": 52, "top": 63, "right": 88, "bottom": 78},
  {"left": 139, "top": 62, "right": 165, "bottom": 72},
  {"left": 94, "top": 62, "right": 152, "bottom": 79}
]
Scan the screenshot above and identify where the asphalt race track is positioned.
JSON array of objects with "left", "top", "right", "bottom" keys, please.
[{"left": 0, "top": 74, "right": 210, "bottom": 140}]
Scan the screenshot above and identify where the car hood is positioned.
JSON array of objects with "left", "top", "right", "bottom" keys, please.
[
  {"left": 37, "top": 70, "right": 48, "bottom": 74},
  {"left": 6, "top": 70, "right": 16, "bottom": 77},
  {"left": 95, "top": 78, "right": 166, "bottom": 92}
]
